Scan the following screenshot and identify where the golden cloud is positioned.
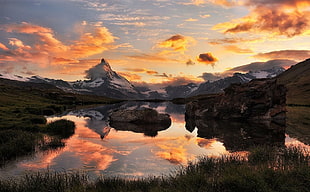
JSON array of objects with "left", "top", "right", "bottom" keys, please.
[
  {"left": 213, "top": 0, "right": 310, "bottom": 37},
  {"left": 254, "top": 50, "right": 310, "bottom": 61},
  {"left": 197, "top": 52, "right": 218, "bottom": 65},
  {"left": 127, "top": 53, "right": 178, "bottom": 62},
  {"left": 0, "top": 42, "right": 9, "bottom": 50},
  {"left": 224, "top": 45, "right": 253, "bottom": 54},
  {"left": 0, "top": 22, "right": 117, "bottom": 73},
  {"left": 158, "top": 34, "right": 196, "bottom": 53}
]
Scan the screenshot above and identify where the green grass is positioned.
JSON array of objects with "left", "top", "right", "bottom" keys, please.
[{"left": 0, "top": 146, "right": 309, "bottom": 192}]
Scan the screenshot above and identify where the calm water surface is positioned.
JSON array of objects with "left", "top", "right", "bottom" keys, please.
[{"left": 0, "top": 102, "right": 309, "bottom": 179}]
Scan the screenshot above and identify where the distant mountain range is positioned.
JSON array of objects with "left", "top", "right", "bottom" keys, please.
[{"left": 0, "top": 58, "right": 298, "bottom": 100}]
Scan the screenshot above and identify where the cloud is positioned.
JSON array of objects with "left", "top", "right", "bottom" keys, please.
[
  {"left": 184, "top": 18, "right": 198, "bottom": 22},
  {"left": 213, "top": 0, "right": 310, "bottom": 37},
  {"left": 0, "top": 22, "right": 117, "bottom": 76},
  {"left": 254, "top": 50, "right": 310, "bottom": 61},
  {"left": 186, "top": 59, "right": 196, "bottom": 65},
  {"left": 200, "top": 14, "right": 211, "bottom": 18},
  {"left": 197, "top": 52, "right": 218, "bottom": 66},
  {"left": 127, "top": 53, "right": 179, "bottom": 62},
  {"left": 157, "top": 34, "right": 196, "bottom": 53},
  {"left": 182, "top": 0, "right": 237, "bottom": 7},
  {"left": 118, "top": 72, "right": 142, "bottom": 82},
  {"left": 0, "top": 42, "right": 9, "bottom": 50},
  {"left": 208, "top": 37, "right": 260, "bottom": 45},
  {"left": 224, "top": 45, "right": 253, "bottom": 54},
  {"left": 227, "top": 59, "right": 297, "bottom": 73},
  {"left": 199, "top": 72, "right": 222, "bottom": 81},
  {"left": 123, "top": 67, "right": 159, "bottom": 75}
]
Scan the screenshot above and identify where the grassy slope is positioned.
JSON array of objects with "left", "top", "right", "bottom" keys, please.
[{"left": 277, "top": 58, "right": 310, "bottom": 106}]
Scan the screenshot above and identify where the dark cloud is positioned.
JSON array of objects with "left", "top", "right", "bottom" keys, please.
[
  {"left": 254, "top": 50, "right": 310, "bottom": 61},
  {"left": 197, "top": 53, "right": 218, "bottom": 65},
  {"left": 186, "top": 59, "right": 195, "bottom": 65},
  {"left": 199, "top": 72, "right": 222, "bottom": 82},
  {"left": 165, "top": 34, "right": 185, "bottom": 41},
  {"left": 208, "top": 37, "right": 260, "bottom": 45},
  {"left": 227, "top": 59, "right": 297, "bottom": 73}
]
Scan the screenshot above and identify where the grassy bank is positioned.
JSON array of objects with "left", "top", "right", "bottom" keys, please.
[
  {"left": 0, "top": 146, "right": 309, "bottom": 192},
  {"left": 0, "top": 78, "right": 119, "bottom": 165}
]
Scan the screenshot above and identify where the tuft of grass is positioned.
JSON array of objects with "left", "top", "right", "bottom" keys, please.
[
  {"left": 0, "top": 130, "right": 39, "bottom": 165},
  {"left": 45, "top": 119, "right": 76, "bottom": 139}
]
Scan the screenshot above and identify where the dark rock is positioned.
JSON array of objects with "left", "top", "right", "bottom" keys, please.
[
  {"left": 110, "top": 122, "right": 169, "bottom": 137},
  {"left": 185, "top": 78, "right": 287, "bottom": 122},
  {"left": 109, "top": 108, "right": 171, "bottom": 126}
]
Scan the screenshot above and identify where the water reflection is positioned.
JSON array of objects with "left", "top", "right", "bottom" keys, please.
[
  {"left": 0, "top": 102, "right": 308, "bottom": 179},
  {"left": 186, "top": 118, "right": 286, "bottom": 152}
]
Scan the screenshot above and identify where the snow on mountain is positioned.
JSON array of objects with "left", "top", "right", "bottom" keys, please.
[
  {"left": 0, "top": 59, "right": 287, "bottom": 100},
  {"left": 0, "top": 73, "right": 30, "bottom": 82},
  {"left": 189, "top": 67, "right": 285, "bottom": 97},
  {"left": 69, "top": 58, "right": 141, "bottom": 99}
]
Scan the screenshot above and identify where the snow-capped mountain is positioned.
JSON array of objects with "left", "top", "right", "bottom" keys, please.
[
  {"left": 69, "top": 58, "right": 140, "bottom": 99},
  {"left": 188, "top": 67, "right": 285, "bottom": 97},
  {"left": 0, "top": 59, "right": 141, "bottom": 99},
  {"left": 0, "top": 59, "right": 286, "bottom": 100}
]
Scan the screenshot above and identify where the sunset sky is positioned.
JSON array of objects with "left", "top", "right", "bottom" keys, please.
[{"left": 1, "top": 0, "right": 310, "bottom": 85}]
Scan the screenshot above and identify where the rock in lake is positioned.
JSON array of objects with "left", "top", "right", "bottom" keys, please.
[
  {"left": 185, "top": 78, "right": 287, "bottom": 122},
  {"left": 109, "top": 108, "right": 171, "bottom": 127}
]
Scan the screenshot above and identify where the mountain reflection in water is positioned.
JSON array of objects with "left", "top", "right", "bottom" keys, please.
[{"left": 0, "top": 102, "right": 308, "bottom": 179}]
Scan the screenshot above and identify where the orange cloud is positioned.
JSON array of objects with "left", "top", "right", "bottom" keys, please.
[
  {"left": 224, "top": 45, "right": 253, "bottom": 54},
  {"left": 118, "top": 72, "right": 142, "bottom": 81},
  {"left": 0, "top": 22, "right": 117, "bottom": 75},
  {"left": 158, "top": 34, "right": 196, "bottom": 53},
  {"left": 213, "top": 0, "right": 310, "bottom": 37},
  {"left": 123, "top": 68, "right": 159, "bottom": 75},
  {"left": 184, "top": 18, "right": 198, "bottom": 22},
  {"left": 0, "top": 42, "right": 9, "bottom": 50},
  {"left": 127, "top": 53, "right": 178, "bottom": 62},
  {"left": 254, "top": 50, "right": 310, "bottom": 61},
  {"left": 197, "top": 52, "right": 218, "bottom": 66}
]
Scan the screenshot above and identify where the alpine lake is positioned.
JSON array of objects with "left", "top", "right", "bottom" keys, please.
[{"left": 1, "top": 101, "right": 309, "bottom": 179}]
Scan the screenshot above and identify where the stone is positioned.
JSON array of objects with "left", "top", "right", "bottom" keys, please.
[{"left": 109, "top": 108, "right": 171, "bottom": 126}]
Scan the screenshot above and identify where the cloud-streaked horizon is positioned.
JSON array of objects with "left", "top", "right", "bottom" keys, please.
[{"left": 0, "top": 0, "right": 309, "bottom": 82}]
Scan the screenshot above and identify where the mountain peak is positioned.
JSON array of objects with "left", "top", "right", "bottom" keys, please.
[{"left": 85, "top": 58, "right": 114, "bottom": 80}]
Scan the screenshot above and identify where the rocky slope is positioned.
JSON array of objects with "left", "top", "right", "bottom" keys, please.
[{"left": 185, "top": 78, "right": 287, "bottom": 122}]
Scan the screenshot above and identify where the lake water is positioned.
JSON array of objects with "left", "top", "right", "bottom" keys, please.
[{"left": 0, "top": 102, "right": 309, "bottom": 179}]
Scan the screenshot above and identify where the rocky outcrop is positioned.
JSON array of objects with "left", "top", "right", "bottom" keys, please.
[
  {"left": 109, "top": 108, "right": 171, "bottom": 137},
  {"left": 109, "top": 108, "right": 171, "bottom": 126},
  {"left": 185, "top": 78, "right": 287, "bottom": 122}
]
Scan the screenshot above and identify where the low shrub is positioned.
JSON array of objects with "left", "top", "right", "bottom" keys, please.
[{"left": 45, "top": 119, "right": 75, "bottom": 139}]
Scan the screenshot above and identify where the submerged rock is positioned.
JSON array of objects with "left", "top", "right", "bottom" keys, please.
[
  {"left": 185, "top": 78, "right": 287, "bottom": 122},
  {"left": 109, "top": 108, "right": 171, "bottom": 127}
]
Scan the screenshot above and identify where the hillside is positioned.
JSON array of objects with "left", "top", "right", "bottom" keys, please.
[{"left": 277, "top": 58, "right": 310, "bottom": 105}]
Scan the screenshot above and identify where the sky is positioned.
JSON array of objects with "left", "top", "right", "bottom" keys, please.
[{"left": 0, "top": 0, "right": 310, "bottom": 86}]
